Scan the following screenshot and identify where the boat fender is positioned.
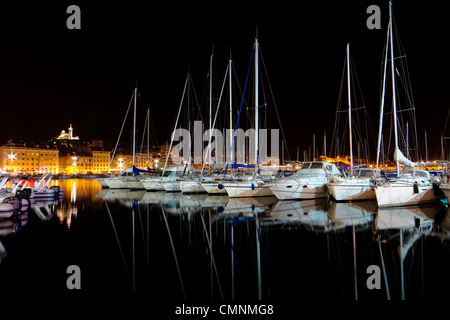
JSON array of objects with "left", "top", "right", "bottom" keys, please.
[
  {"left": 218, "top": 183, "right": 223, "bottom": 190},
  {"left": 413, "top": 183, "right": 419, "bottom": 194},
  {"left": 414, "top": 217, "right": 420, "bottom": 229},
  {"left": 252, "top": 183, "right": 255, "bottom": 191},
  {"left": 433, "top": 182, "right": 444, "bottom": 197}
]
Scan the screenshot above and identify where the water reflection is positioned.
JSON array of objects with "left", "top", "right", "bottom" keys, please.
[
  {"left": 2, "top": 178, "right": 450, "bottom": 300},
  {"left": 92, "top": 180, "right": 449, "bottom": 300},
  {"left": 0, "top": 210, "right": 29, "bottom": 263}
]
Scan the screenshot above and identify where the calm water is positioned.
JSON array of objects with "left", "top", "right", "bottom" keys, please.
[{"left": 1, "top": 178, "right": 449, "bottom": 308}]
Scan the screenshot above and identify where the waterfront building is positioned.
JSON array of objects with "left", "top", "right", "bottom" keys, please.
[
  {"left": 92, "top": 150, "right": 111, "bottom": 173},
  {"left": 0, "top": 143, "right": 59, "bottom": 174},
  {"left": 110, "top": 152, "right": 154, "bottom": 172}
]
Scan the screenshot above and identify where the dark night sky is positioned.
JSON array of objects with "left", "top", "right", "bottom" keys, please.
[{"left": 1, "top": 1, "right": 449, "bottom": 160}]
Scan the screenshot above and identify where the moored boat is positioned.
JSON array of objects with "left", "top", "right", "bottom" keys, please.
[{"left": 268, "top": 161, "right": 340, "bottom": 200}]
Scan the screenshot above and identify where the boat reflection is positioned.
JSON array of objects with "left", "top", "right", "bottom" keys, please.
[
  {"left": 223, "top": 196, "right": 277, "bottom": 217},
  {"left": 0, "top": 210, "right": 29, "bottom": 263},
  {"left": 30, "top": 198, "right": 60, "bottom": 221},
  {"left": 29, "top": 179, "right": 445, "bottom": 300},
  {"left": 374, "top": 203, "right": 444, "bottom": 300},
  {"left": 263, "top": 199, "right": 376, "bottom": 232}
]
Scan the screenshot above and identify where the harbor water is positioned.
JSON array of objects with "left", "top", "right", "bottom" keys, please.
[{"left": 0, "top": 178, "right": 449, "bottom": 305}]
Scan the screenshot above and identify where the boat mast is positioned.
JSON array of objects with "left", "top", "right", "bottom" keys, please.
[
  {"left": 147, "top": 107, "right": 150, "bottom": 169},
  {"left": 347, "top": 43, "right": 353, "bottom": 177},
  {"left": 162, "top": 76, "right": 189, "bottom": 176},
  {"left": 229, "top": 50, "right": 233, "bottom": 166},
  {"left": 376, "top": 23, "right": 390, "bottom": 174},
  {"left": 133, "top": 87, "right": 137, "bottom": 168},
  {"left": 254, "top": 36, "right": 259, "bottom": 175},
  {"left": 389, "top": 0, "right": 400, "bottom": 176},
  {"left": 209, "top": 50, "right": 213, "bottom": 168}
]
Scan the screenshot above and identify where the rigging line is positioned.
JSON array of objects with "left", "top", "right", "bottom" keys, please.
[
  {"left": 259, "top": 45, "right": 291, "bottom": 160},
  {"left": 137, "top": 206, "right": 150, "bottom": 263},
  {"left": 225, "top": 221, "right": 246, "bottom": 299},
  {"left": 137, "top": 107, "right": 149, "bottom": 166},
  {"left": 224, "top": 46, "right": 255, "bottom": 175},
  {"left": 393, "top": 15, "right": 420, "bottom": 160},
  {"left": 202, "top": 67, "right": 229, "bottom": 174},
  {"left": 350, "top": 55, "right": 376, "bottom": 158},
  {"left": 442, "top": 109, "right": 450, "bottom": 135},
  {"left": 108, "top": 90, "right": 135, "bottom": 172},
  {"left": 161, "top": 208, "right": 186, "bottom": 299},
  {"left": 162, "top": 76, "right": 189, "bottom": 176},
  {"left": 336, "top": 106, "right": 368, "bottom": 112},
  {"left": 331, "top": 54, "right": 347, "bottom": 158},
  {"left": 104, "top": 201, "right": 131, "bottom": 286},
  {"left": 199, "top": 213, "right": 224, "bottom": 300},
  {"left": 190, "top": 73, "right": 204, "bottom": 121}
]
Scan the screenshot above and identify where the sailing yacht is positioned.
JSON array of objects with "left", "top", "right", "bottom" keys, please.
[
  {"left": 101, "top": 88, "right": 151, "bottom": 190},
  {"left": 180, "top": 178, "right": 207, "bottom": 194},
  {"left": 373, "top": 1, "right": 441, "bottom": 207},
  {"left": 327, "top": 168, "right": 377, "bottom": 202},
  {"left": 326, "top": 44, "right": 376, "bottom": 202},
  {"left": 375, "top": 168, "right": 440, "bottom": 207},
  {"left": 141, "top": 165, "right": 184, "bottom": 191},
  {"left": 222, "top": 37, "right": 274, "bottom": 198},
  {"left": 268, "top": 161, "right": 340, "bottom": 200}
]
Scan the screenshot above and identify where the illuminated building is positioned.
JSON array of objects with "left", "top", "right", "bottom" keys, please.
[
  {"left": 92, "top": 150, "right": 111, "bottom": 173},
  {"left": 110, "top": 152, "right": 153, "bottom": 172},
  {"left": 56, "top": 124, "right": 79, "bottom": 140},
  {"left": 0, "top": 143, "right": 59, "bottom": 174}
]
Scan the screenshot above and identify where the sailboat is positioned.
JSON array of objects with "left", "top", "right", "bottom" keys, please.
[
  {"left": 223, "top": 36, "right": 274, "bottom": 198},
  {"left": 142, "top": 74, "right": 194, "bottom": 193},
  {"left": 268, "top": 160, "right": 341, "bottom": 200},
  {"left": 373, "top": 1, "right": 441, "bottom": 208},
  {"left": 326, "top": 44, "right": 376, "bottom": 202},
  {"left": 103, "top": 87, "right": 151, "bottom": 189},
  {"left": 198, "top": 51, "right": 233, "bottom": 195}
]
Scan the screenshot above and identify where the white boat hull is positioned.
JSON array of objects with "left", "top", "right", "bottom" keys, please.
[
  {"left": 0, "top": 203, "right": 14, "bottom": 217},
  {"left": 141, "top": 178, "right": 165, "bottom": 191},
  {"left": 374, "top": 182, "right": 441, "bottom": 207},
  {"left": 104, "top": 177, "right": 128, "bottom": 189},
  {"left": 268, "top": 178, "right": 328, "bottom": 200},
  {"left": 124, "top": 177, "right": 146, "bottom": 190},
  {"left": 96, "top": 178, "right": 109, "bottom": 188},
  {"left": 180, "top": 180, "right": 206, "bottom": 194},
  {"left": 162, "top": 181, "right": 181, "bottom": 193},
  {"left": 326, "top": 178, "right": 375, "bottom": 202},
  {"left": 33, "top": 188, "right": 56, "bottom": 198},
  {"left": 224, "top": 181, "right": 273, "bottom": 198},
  {"left": 200, "top": 182, "right": 227, "bottom": 194}
]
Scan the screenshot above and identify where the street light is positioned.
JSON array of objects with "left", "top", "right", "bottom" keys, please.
[
  {"left": 7, "top": 151, "right": 17, "bottom": 173},
  {"left": 118, "top": 158, "right": 124, "bottom": 171},
  {"left": 72, "top": 155, "right": 78, "bottom": 174}
]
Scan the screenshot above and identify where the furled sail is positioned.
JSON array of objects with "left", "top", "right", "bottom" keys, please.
[{"left": 394, "top": 148, "right": 416, "bottom": 167}]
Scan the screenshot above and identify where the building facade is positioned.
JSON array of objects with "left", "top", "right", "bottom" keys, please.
[
  {"left": 1, "top": 125, "right": 165, "bottom": 174},
  {"left": 0, "top": 145, "right": 59, "bottom": 174}
]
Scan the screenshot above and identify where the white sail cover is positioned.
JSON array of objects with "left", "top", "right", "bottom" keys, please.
[{"left": 394, "top": 148, "right": 416, "bottom": 167}]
